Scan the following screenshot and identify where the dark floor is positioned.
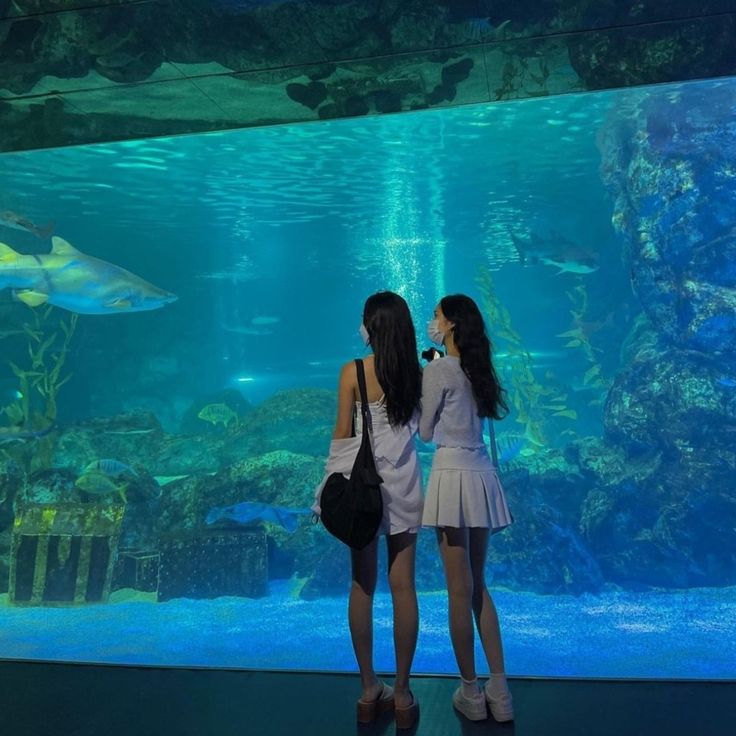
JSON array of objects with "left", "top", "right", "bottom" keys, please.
[{"left": 1, "top": 660, "right": 734, "bottom": 736}]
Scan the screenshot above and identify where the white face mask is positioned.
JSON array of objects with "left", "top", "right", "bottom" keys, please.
[
  {"left": 427, "top": 319, "right": 445, "bottom": 345},
  {"left": 359, "top": 323, "right": 370, "bottom": 346}
]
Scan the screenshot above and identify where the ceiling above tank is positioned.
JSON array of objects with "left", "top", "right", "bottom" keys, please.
[{"left": 1, "top": 0, "right": 735, "bottom": 153}]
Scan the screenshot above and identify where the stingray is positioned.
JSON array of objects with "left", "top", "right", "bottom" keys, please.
[{"left": 205, "top": 501, "right": 311, "bottom": 534}]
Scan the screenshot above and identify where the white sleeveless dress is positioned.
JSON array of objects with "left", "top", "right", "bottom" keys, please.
[{"left": 312, "top": 398, "right": 423, "bottom": 536}]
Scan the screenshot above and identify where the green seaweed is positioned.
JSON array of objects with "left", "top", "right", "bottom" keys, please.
[
  {"left": 0, "top": 305, "right": 77, "bottom": 471},
  {"left": 557, "top": 284, "right": 612, "bottom": 405},
  {"left": 476, "top": 266, "right": 568, "bottom": 445}
]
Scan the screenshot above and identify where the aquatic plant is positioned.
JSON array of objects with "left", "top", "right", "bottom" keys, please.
[
  {"left": 476, "top": 266, "right": 567, "bottom": 445},
  {"left": 0, "top": 305, "right": 77, "bottom": 471},
  {"left": 556, "top": 284, "right": 612, "bottom": 405}
]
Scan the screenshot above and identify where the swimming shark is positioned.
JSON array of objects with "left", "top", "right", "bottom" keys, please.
[
  {"left": 0, "top": 424, "right": 53, "bottom": 445},
  {"left": 508, "top": 229, "right": 599, "bottom": 275},
  {"left": 0, "top": 210, "right": 54, "bottom": 239},
  {"left": 0, "top": 236, "right": 177, "bottom": 315}
]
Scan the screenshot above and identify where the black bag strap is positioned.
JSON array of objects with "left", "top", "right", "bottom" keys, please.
[
  {"left": 353, "top": 359, "right": 382, "bottom": 484},
  {"left": 354, "top": 359, "right": 373, "bottom": 435}
]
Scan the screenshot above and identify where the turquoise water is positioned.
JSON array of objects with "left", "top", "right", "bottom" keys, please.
[{"left": 1, "top": 75, "right": 735, "bottom": 678}]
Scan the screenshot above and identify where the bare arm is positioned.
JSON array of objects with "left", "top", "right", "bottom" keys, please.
[
  {"left": 419, "top": 362, "right": 444, "bottom": 442},
  {"left": 333, "top": 360, "right": 356, "bottom": 439}
]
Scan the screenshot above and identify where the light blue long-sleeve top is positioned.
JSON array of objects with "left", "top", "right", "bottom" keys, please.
[{"left": 419, "top": 355, "right": 485, "bottom": 449}]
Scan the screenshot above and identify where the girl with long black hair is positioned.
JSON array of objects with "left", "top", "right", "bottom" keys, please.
[
  {"left": 313, "top": 291, "right": 422, "bottom": 729},
  {"left": 419, "top": 293, "right": 514, "bottom": 723}
]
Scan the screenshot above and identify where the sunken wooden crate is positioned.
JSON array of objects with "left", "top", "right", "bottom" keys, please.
[
  {"left": 9, "top": 503, "right": 125, "bottom": 606},
  {"left": 112, "top": 548, "right": 161, "bottom": 593},
  {"left": 158, "top": 528, "right": 268, "bottom": 601}
]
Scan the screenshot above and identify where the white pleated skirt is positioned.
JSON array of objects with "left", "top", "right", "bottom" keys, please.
[{"left": 422, "top": 446, "right": 513, "bottom": 532}]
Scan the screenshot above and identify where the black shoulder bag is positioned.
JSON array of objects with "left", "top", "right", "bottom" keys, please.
[{"left": 320, "top": 359, "right": 384, "bottom": 550}]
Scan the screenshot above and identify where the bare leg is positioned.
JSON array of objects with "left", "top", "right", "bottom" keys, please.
[
  {"left": 437, "top": 527, "right": 476, "bottom": 681},
  {"left": 387, "top": 531, "right": 418, "bottom": 708},
  {"left": 349, "top": 537, "right": 381, "bottom": 701},
  {"left": 468, "top": 528, "right": 506, "bottom": 674}
]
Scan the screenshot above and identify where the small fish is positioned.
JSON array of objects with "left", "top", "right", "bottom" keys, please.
[
  {"left": 153, "top": 472, "right": 216, "bottom": 486},
  {"left": 250, "top": 316, "right": 280, "bottom": 326},
  {"left": 84, "top": 459, "right": 139, "bottom": 478},
  {"left": 206, "top": 501, "right": 311, "bottom": 534},
  {"left": 154, "top": 474, "right": 190, "bottom": 486},
  {"left": 463, "top": 16, "right": 511, "bottom": 40},
  {"left": 495, "top": 435, "right": 525, "bottom": 464},
  {"left": 103, "top": 428, "right": 155, "bottom": 435},
  {"left": 75, "top": 471, "right": 127, "bottom": 502},
  {"left": 0, "top": 386, "right": 23, "bottom": 404},
  {"left": 0, "top": 210, "right": 54, "bottom": 239},
  {"left": 222, "top": 325, "right": 274, "bottom": 336},
  {"left": 198, "top": 271, "right": 257, "bottom": 284},
  {"left": 198, "top": 402, "right": 238, "bottom": 427},
  {"left": 0, "top": 424, "right": 53, "bottom": 445},
  {"left": 717, "top": 377, "right": 736, "bottom": 388}
]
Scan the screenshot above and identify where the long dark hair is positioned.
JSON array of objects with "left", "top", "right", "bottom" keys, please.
[
  {"left": 440, "top": 294, "right": 508, "bottom": 420},
  {"left": 363, "top": 291, "right": 421, "bottom": 427}
]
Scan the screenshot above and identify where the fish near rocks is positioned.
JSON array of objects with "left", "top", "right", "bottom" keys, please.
[
  {"left": 198, "top": 403, "right": 238, "bottom": 428},
  {"left": 84, "top": 458, "right": 139, "bottom": 478},
  {"left": 75, "top": 471, "right": 128, "bottom": 503}
]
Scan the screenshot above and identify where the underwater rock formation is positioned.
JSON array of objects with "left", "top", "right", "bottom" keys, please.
[
  {"left": 53, "top": 411, "right": 165, "bottom": 471},
  {"left": 487, "top": 465, "right": 607, "bottom": 594},
  {"left": 600, "top": 81, "right": 736, "bottom": 361},
  {"left": 595, "top": 81, "right": 736, "bottom": 587},
  {"left": 575, "top": 432, "right": 736, "bottom": 588},
  {"left": 221, "top": 387, "right": 335, "bottom": 461},
  {"left": 157, "top": 449, "right": 322, "bottom": 535},
  {"left": 604, "top": 333, "right": 736, "bottom": 454},
  {"left": 154, "top": 435, "right": 224, "bottom": 476}
]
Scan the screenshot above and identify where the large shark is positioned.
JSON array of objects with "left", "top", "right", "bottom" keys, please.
[
  {"left": 0, "top": 236, "right": 177, "bottom": 315},
  {"left": 508, "top": 229, "right": 599, "bottom": 275}
]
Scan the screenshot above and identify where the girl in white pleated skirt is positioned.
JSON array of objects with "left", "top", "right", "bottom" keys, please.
[{"left": 420, "top": 294, "right": 514, "bottom": 724}]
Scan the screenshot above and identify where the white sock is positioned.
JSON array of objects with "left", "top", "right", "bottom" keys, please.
[
  {"left": 461, "top": 677, "right": 481, "bottom": 699},
  {"left": 487, "top": 673, "right": 509, "bottom": 697}
]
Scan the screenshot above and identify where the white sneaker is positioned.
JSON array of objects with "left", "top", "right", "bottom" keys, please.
[
  {"left": 484, "top": 681, "right": 514, "bottom": 722},
  {"left": 452, "top": 686, "right": 487, "bottom": 721}
]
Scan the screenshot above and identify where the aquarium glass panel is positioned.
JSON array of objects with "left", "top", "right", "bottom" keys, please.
[{"left": 1, "top": 74, "right": 735, "bottom": 679}]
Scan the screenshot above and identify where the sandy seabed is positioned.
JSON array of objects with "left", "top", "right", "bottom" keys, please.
[{"left": 1, "top": 584, "right": 733, "bottom": 678}]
